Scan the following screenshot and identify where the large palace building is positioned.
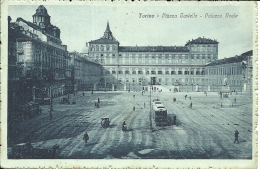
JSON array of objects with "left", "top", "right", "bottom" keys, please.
[{"left": 88, "top": 22, "right": 219, "bottom": 91}]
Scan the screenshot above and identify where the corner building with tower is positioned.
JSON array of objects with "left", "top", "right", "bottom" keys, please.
[{"left": 88, "top": 22, "right": 219, "bottom": 91}]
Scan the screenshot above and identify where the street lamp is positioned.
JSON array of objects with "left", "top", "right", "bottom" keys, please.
[{"left": 149, "top": 84, "right": 153, "bottom": 132}]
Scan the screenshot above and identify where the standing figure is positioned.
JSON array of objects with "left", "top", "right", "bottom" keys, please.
[
  {"left": 98, "top": 98, "right": 100, "bottom": 103},
  {"left": 234, "top": 130, "right": 239, "bottom": 143},
  {"left": 91, "top": 90, "right": 93, "bottom": 95},
  {"left": 83, "top": 132, "right": 89, "bottom": 145},
  {"left": 83, "top": 92, "right": 85, "bottom": 96},
  {"left": 52, "top": 144, "right": 59, "bottom": 158},
  {"left": 133, "top": 106, "right": 135, "bottom": 111},
  {"left": 185, "top": 95, "right": 187, "bottom": 100},
  {"left": 189, "top": 102, "right": 192, "bottom": 109},
  {"left": 49, "top": 111, "right": 53, "bottom": 121},
  {"left": 122, "top": 121, "right": 127, "bottom": 132}
]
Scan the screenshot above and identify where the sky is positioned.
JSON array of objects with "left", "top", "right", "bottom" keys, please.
[{"left": 8, "top": 3, "right": 254, "bottom": 59}]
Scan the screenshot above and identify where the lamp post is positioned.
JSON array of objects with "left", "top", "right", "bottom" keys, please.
[{"left": 150, "top": 85, "right": 152, "bottom": 131}]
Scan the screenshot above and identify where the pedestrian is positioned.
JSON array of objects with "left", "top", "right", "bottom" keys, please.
[
  {"left": 83, "top": 92, "right": 85, "bottom": 96},
  {"left": 52, "top": 144, "right": 59, "bottom": 158},
  {"left": 185, "top": 95, "right": 187, "bottom": 100},
  {"left": 189, "top": 102, "right": 192, "bottom": 109},
  {"left": 234, "top": 130, "right": 239, "bottom": 143},
  {"left": 83, "top": 132, "right": 89, "bottom": 145},
  {"left": 91, "top": 90, "right": 93, "bottom": 95},
  {"left": 97, "top": 102, "right": 100, "bottom": 108},
  {"left": 144, "top": 102, "right": 145, "bottom": 108},
  {"left": 133, "top": 106, "right": 135, "bottom": 111},
  {"left": 94, "top": 102, "right": 97, "bottom": 108},
  {"left": 49, "top": 111, "right": 52, "bottom": 121},
  {"left": 234, "top": 98, "right": 236, "bottom": 103},
  {"left": 122, "top": 121, "right": 127, "bottom": 132},
  {"left": 98, "top": 98, "right": 100, "bottom": 103}
]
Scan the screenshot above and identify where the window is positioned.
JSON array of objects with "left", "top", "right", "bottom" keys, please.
[
  {"left": 166, "top": 71, "right": 169, "bottom": 75},
  {"left": 196, "top": 71, "right": 200, "bottom": 75},
  {"left": 101, "top": 45, "right": 104, "bottom": 51},
  {"left": 132, "top": 71, "right": 136, "bottom": 74},
  {"left": 158, "top": 56, "right": 162, "bottom": 64},
  {"left": 178, "top": 71, "right": 182, "bottom": 75},
  {"left": 125, "top": 71, "right": 129, "bottom": 74},
  {"left": 107, "top": 46, "right": 110, "bottom": 50},
  {"left": 184, "top": 71, "right": 189, "bottom": 75},
  {"left": 151, "top": 71, "right": 156, "bottom": 75},
  {"left": 158, "top": 71, "right": 163, "bottom": 75},
  {"left": 190, "top": 71, "right": 194, "bottom": 75},
  {"left": 138, "top": 71, "right": 143, "bottom": 74},
  {"left": 118, "top": 71, "right": 123, "bottom": 74},
  {"left": 146, "top": 71, "right": 149, "bottom": 74},
  {"left": 158, "top": 78, "right": 161, "bottom": 83},
  {"left": 201, "top": 71, "right": 205, "bottom": 75},
  {"left": 145, "top": 55, "right": 149, "bottom": 64},
  {"left": 171, "top": 71, "right": 176, "bottom": 75},
  {"left": 112, "top": 71, "right": 116, "bottom": 74}
]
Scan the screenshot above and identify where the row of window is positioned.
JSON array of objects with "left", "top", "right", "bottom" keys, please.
[
  {"left": 93, "top": 54, "right": 215, "bottom": 59},
  {"left": 206, "top": 66, "right": 243, "bottom": 75},
  {"left": 96, "top": 58, "right": 210, "bottom": 64},
  {"left": 107, "top": 70, "right": 205, "bottom": 75},
  {"left": 91, "top": 45, "right": 117, "bottom": 52},
  {"left": 117, "top": 78, "right": 242, "bottom": 86}
]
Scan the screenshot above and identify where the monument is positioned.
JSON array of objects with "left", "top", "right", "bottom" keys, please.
[{"left": 220, "top": 76, "right": 232, "bottom": 107}]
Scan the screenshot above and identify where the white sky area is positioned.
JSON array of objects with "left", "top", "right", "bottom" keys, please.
[{"left": 9, "top": 4, "right": 254, "bottom": 59}]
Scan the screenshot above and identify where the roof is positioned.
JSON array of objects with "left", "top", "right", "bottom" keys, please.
[
  {"left": 206, "top": 50, "right": 252, "bottom": 66},
  {"left": 89, "top": 38, "right": 119, "bottom": 44},
  {"left": 33, "top": 5, "right": 49, "bottom": 16},
  {"left": 89, "top": 22, "right": 119, "bottom": 44},
  {"left": 185, "top": 37, "right": 218, "bottom": 46},
  {"left": 119, "top": 46, "right": 189, "bottom": 52},
  {"left": 17, "top": 17, "right": 43, "bottom": 32},
  {"left": 16, "top": 17, "right": 60, "bottom": 35}
]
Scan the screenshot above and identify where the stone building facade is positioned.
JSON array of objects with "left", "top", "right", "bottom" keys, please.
[
  {"left": 8, "top": 5, "right": 73, "bottom": 116},
  {"left": 88, "top": 22, "right": 219, "bottom": 91},
  {"left": 69, "top": 51, "right": 103, "bottom": 92},
  {"left": 205, "top": 50, "right": 253, "bottom": 92}
]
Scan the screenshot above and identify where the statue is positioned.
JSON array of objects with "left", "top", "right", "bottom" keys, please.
[{"left": 223, "top": 75, "right": 227, "bottom": 86}]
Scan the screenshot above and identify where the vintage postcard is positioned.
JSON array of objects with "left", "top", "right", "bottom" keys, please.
[{"left": 0, "top": 1, "right": 258, "bottom": 168}]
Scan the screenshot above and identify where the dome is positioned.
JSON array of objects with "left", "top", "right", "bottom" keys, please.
[{"left": 35, "top": 5, "right": 49, "bottom": 16}]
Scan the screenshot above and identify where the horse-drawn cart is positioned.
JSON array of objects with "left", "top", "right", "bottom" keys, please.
[{"left": 101, "top": 118, "right": 110, "bottom": 128}]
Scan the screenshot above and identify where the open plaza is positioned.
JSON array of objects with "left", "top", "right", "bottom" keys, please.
[{"left": 8, "top": 88, "right": 252, "bottom": 159}]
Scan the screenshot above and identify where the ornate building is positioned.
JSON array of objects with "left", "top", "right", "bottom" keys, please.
[
  {"left": 88, "top": 22, "right": 219, "bottom": 91},
  {"left": 205, "top": 50, "right": 252, "bottom": 92},
  {"left": 8, "top": 5, "right": 72, "bottom": 116}
]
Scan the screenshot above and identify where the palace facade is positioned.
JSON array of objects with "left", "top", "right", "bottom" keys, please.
[{"left": 88, "top": 22, "right": 219, "bottom": 91}]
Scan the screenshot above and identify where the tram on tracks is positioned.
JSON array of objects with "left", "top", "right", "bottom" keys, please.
[{"left": 152, "top": 104, "right": 168, "bottom": 126}]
